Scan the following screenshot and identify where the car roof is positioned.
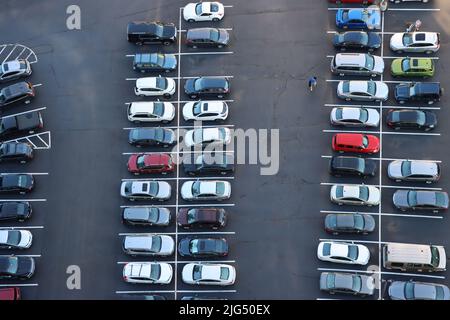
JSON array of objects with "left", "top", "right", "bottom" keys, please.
[
  {"left": 187, "top": 28, "right": 217, "bottom": 39},
  {"left": 125, "top": 235, "right": 153, "bottom": 249},
  {"left": 385, "top": 243, "right": 433, "bottom": 264},
  {"left": 130, "top": 101, "right": 160, "bottom": 114},
  {"left": 136, "top": 77, "right": 159, "bottom": 89},
  {"left": 199, "top": 181, "right": 218, "bottom": 194},
  {"left": 329, "top": 242, "right": 351, "bottom": 258},
  {"left": 414, "top": 283, "right": 438, "bottom": 299},
  {"left": 333, "top": 273, "right": 354, "bottom": 290},
  {"left": 413, "top": 32, "right": 438, "bottom": 43},
  {"left": 199, "top": 101, "right": 225, "bottom": 113},
  {"left": 348, "top": 81, "right": 369, "bottom": 93},
  {"left": 347, "top": 9, "right": 364, "bottom": 21},
  {"left": 410, "top": 161, "right": 439, "bottom": 176},
  {"left": 409, "top": 58, "right": 433, "bottom": 70},
  {"left": 336, "top": 214, "right": 356, "bottom": 228},
  {"left": 200, "top": 264, "right": 222, "bottom": 280},
  {"left": 338, "top": 107, "right": 362, "bottom": 120},
  {"left": 335, "top": 133, "right": 363, "bottom": 146},
  {"left": 339, "top": 185, "right": 361, "bottom": 199},
  {"left": 335, "top": 53, "right": 366, "bottom": 67},
  {"left": 195, "top": 77, "right": 228, "bottom": 88},
  {"left": 414, "top": 82, "right": 440, "bottom": 94}
]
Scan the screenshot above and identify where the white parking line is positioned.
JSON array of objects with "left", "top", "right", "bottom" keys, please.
[
  {"left": 177, "top": 290, "right": 237, "bottom": 293},
  {"left": 326, "top": 55, "right": 440, "bottom": 61},
  {"left": 321, "top": 155, "right": 442, "bottom": 164},
  {"left": 1, "top": 107, "right": 46, "bottom": 119},
  {"left": 125, "top": 75, "right": 234, "bottom": 81},
  {"left": 116, "top": 290, "right": 174, "bottom": 294},
  {"left": 119, "top": 231, "right": 236, "bottom": 236},
  {"left": 319, "top": 238, "right": 386, "bottom": 245},
  {"left": 0, "top": 254, "right": 41, "bottom": 258},
  {"left": 0, "top": 199, "right": 46, "bottom": 202},
  {"left": 388, "top": 8, "right": 440, "bottom": 12},
  {"left": 123, "top": 124, "right": 235, "bottom": 130},
  {"left": 3, "top": 131, "right": 51, "bottom": 150},
  {"left": 0, "top": 283, "right": 38, "bottom": 287},
  {"left": 324, "top": 103, "right": 440, "bottom": 110},
  {"left": 122, "top": 150, "right": 234, "bottom": 156},
  {"left": 121, "top": 177, "right": 235, "bottom": 182},
  {"left": 0, "top": 173, "right": 49, "bottom": 176},
  {"left": 317, "top": 268, "right": 445, "bottom": 279},
  {"left": 0, "top": 226, "right": 44, "bottom": 230},
  {"left": 117, "top": 260, "right": 236, "bottom": 265},
  {"left": 178, "top": 28, "right": 233, "bottom": 33},
  {"left": 1, "top": 44, "right": 18, "bottom": 64},
  {"left": 124, "top": 100, "right": 234, "bottom": 105},
  {"left": 126, "top": 52, "right": 234, "bottom": 58},
  {"left": 320, "top": 210, "right": 443, "bottom": 220},
  {"left": 120, "top": 204, "right": 234, "bottom": 209},
  {"left": 32, "top": 83, "right": 42, "bottom": 88},
  {"left": 322, "top": 129, "right": 440, "bottom": 136},
  {"left": 320, "top": 182, "right": 442, "bottom": 191}
]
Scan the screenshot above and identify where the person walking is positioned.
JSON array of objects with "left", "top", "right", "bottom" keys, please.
[
  {"left": 308, "top": 76, "right": 317, "bottom": 92},
  {"left": 415, "top": 19, "right": 422, "bottom": 31}
]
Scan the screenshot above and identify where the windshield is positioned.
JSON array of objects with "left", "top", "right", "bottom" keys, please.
[
  {"left": 347, "top": 245, "right": 359, "bottom": 261},
  {"left": 342, "top": 82, "right": 350, "bottom": 93},
  {"left": 210, "top": 29, "right": 220, "bottom": 42},
  {"left": 4, "top": 257, "right": 18, "bottom": 274},
  {"left": 193, "top": 265, "right": 202, "bottom": 281},
  {"left": 189, "top": 240, "right": 199, "bottom": 254},
  {"left": 362, "top": 135, "right": 369, "bottom": 148},
  {"left": 194, "top": 79, "right": 205, "bottom": 91},
  {"left": 353, "top": 215, "right": 364, "bottom": 230},
  {"left": 403, "top": 33, "right": 414, "bottom": 46},
  {"left": 195, "top": 3, "right": 203, "bottom": 15},
  {"left": 187, "top": 210, "right": 197, "bottom": 224},
  {"left": 327, "top": 273, "right": 335, "bottom": 289},
  {"left": 359, "top": 186, "right": 369, "bottom": 201},
  {"left": 436, "top": 286, "right": 445, "bottom": 300},
  {"left": 365, "top": 54, "right": 374, "bottom": 70},
  {"left": 149, "top": 182, "right": 159, "bottom": 196},
  {"left": 431, "top": 246, "right": 440, "bottom": 268},
  {"left": 220, "top": 267, "right": 229, "bottom": 280},
  {"left": 193, "top": 102, "right": 202, "bottom": 116},
  {"left": 151, "top": 236, "right": 162, "bottom": 252},
  {"left": 352, "top": 276, "right": 362, "bottom": 292},
  {"left": 149, "top": 264, "right": 161, "bottom": 280},
  {"left": 216, "top": 182, "right": 225, "bottom": 195},
  {"left": 401, "top": 161, "right": 412, "bottom": 177},
  {"left": 155, "top": 77, "right": 167, "bottom": 90},
  {"left": 367, "top": 81, "right": 376, "bottom": 96},
  {"left": 335, "top": 186, "right": 344, "bottom": 199},
  {"left": 154, "top": 23, "right": 164, "bottom": 37},
  {"left": 155, "top": 129, "right": 164, "bottom": 141},
  {"left": 359, "top": 109, "right": 369, "bottom": 123},
  {"left": 7, "top": 231, "right": 20, "bottom": 245},
  {"left": 416, "top": 111, "right": 426, "bottom": 125},
  {"left": 192, "top": 181, "right": 201, "bottom": 196},
  {"left": 136, "top": 156, "right": 146, "bottom": 169},
  {"left": 407, "top": 191, "right": 418, "bottom": 206},
  {"left": 153, "top": 102, "right": 164, "bottom": 117},
  {"left": 405, "top": 282, "right": 415, "bottom": 299},
  {"left": 402, "top": 59, "right": 411, "bottom": 72}
]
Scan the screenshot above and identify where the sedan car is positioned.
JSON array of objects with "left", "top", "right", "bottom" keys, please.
[
  {"left": 178, "top": 207, "right": 227, "bottom": 229},
  {"left": 120, "top": 180, "right": 171, "bottom": 201},
  {"left": 123, "top": 234, "right": 174, "bottom": 256},
  {"left": 0, "top": 256, "right": 35, "bottom": 279},
  {"left": 388, "top": 281, "right": 450, "bottom": 300},
  {"left": 390, "top": 32, "right": 440, "bottom": 54},
  {"left": 0, "top": 60, "right": 32, "bottom": 83},
  {"left": 134, "top": 77, "right": 176, "bottom": 98},
  {"left": 183, "top": 101, "right": 229, "bottom": 121},
  {"left": 337, "top": 80, "right": 389, "bottom": 102},
  {"left": 330, "top": 184, "right": 381, "bottom": 206},
  {"left": 133, "top": 53, "right": 177, "bottom": 73},
  {"left": 178, "top": 237, "right": 228, "bottom": 257},
  {"left": 183, "top": 2, "right": 225, "bottom": 22},
  {"left": 0, "top": 230, "right": 32, "bottom": 249},
  {"left": 332, "top": 31, "right": 381, "bottom": 52},
  {"left": 330, "top": 107, "right": 379, "bottom": 127},
  {"left": 186, "top": 28, "right": 230, "bottom": 48},
  {"left": 324, "top": 213, "right": 375, "bottom": 235},
  {"left": 127, "top": 153, "right": 175, "bottom": 175},
  {"left": 317, "top": 241, "right": 370, "bottom": 265},
  {"left": 0, "top": 202, "right": 32, "bottom": 222},
  {"left": 127, "top": 101, "right": 175, "bottom": 123},
  {"left": 182, "top": 263, "right": 236, "bottom": 285},
  {"left": 184, "top": 77, "right": 230, "bottom": 99},
  {"left": 181, "top": 180, "right": 231, "bottom": 201},
  {"left": 388, "top": 160, "right": 440, "bottom": 183},
  {"left": 386, "top": 109, "right": 437, "bottom": 131},
  {"left": 0, "top": 142, "right": 34, "bottom": 163},
  {"left": 332, "top": 133, "right": 380, "bottom": 154},
  {"left": 336, "top": 8, "right": 381, "bottom": 30},
  {"left": 127, "top": 21, "right": 177, "bottom": 46},
  {"left": 329, "top": 156, "right": 377, "bottom": 177},
  {"left": 0, "top": 81, "right": 35, "bottom": 107},
  {"left": 128, "top": 128, "right": 176, "bottom": 148},
  {"left": 391, "top": 58, "right": 435, "bottom": 78},
  {"left": 320, "top": 272, "right": 375, "bottom": 297},
  {"left": 122, "top": 207, "right": 171, "bottom": 226},
  {"left": 123, "top": 262, "right": 172, "bottom": 284},
  {"left": 184, "top": 127, "right": 231, "bottom": 148},
  {"left": 393, "top": 190, "right": 449, "bottom": 212},
  {"left": 183, "top": 153, "right": 234, "bottom": 176},
  {"left": 0, "top": 174, "right": 34, "bottom": 195}
]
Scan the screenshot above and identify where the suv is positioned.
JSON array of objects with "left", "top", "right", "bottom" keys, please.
[
  {"left": 331, "top": 53, "right": 384, "bottom": 77},
  {"left": 0, "top": 82, "right": 34, "bottom": 107},
  {"left": 184, "top": 77, "right": 230, "bottom": 99},
  {"left": 388, "top": 160, "right": 440, "bottom": 183},
  {"left": 122, "top": 206, "right": 171, "bottom": 226},
  {"left": 186, "top": 28, "right": 230, "bottom": 48},
  {"left": 133, "top": 53, "right": 177, "bottom": 73},
  {"left": 128, "top": 128, "right": 176, "bottom": 148},
  {"left": 0, "top": 60, "right": 32, "bottom": 83},
  {"left": 183, "top": 153, "right": 234, "bottom": 176},
  {"left": 0, "top": 142, "right": 33, "bottom": 163},
  {"left": 390, "top": 32, "right": 440, "bottom": 54},
  {"left": 0, "top": 174, "right": 34, "bottom": 194},
  {"left": 391, "top": 58, "right": 435, "bottom": 78},
  {"left": 0, "top": 202, "right": 32, "bottom": 222},
  {"left": 134, "top": 76, "right": 176, "bottom": 98},
  {"left": 0, "top": 111, "right": 44, "bottom": 138},
  {"left": 127, "top": 21, "right": 177, "bottom": 45},
  {"left": 395, "top": 82, "right": 442, "bottom": 105}
]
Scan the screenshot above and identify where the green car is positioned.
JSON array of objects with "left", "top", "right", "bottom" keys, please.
[{"left": 391, "top": 58, "right": 435, "bottom": 78}]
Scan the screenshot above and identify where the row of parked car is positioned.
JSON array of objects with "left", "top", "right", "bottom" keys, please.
[{"left": 318, "top": 1, "right": 449, "bottom": 300}]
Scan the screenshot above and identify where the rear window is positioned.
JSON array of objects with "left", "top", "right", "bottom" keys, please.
[{"left": 220, "top": 267, "right": 229, "bottom": 280}]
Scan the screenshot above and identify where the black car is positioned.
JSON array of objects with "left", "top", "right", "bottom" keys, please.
[
  {"left": 395, "top": 82, "right": 442, "bottom": 105},
  {"left": 386, "top": 109, "right": 437, "bottom": 131},
  {"left": 178, "top": 237, "right": 229, "bottom": 257},
  {"left": 183, "top": 153, "right": 234, "bottom": 176},
  {"left": 329, "top": 156, "right": 376, "bottom": 177},
  {"left": 127, "top": 21, "right": 177, "bottom": 45},
  {"left": 177, "top": 208, "right": 227, "bottom": 229},
  {"left": 186, "top": 28, "right": 230, "bottom": 48},
  {"left": 333, "top": 31, "right": 381, "bottom": 52},
  {"left": 122, "top": 207, "right": 171, "bottom": 226},
  {"left": 0, "top": 256, "right": 35, "bottom": 279},
  {"left": 0, "top": 174, "right": 34, "bottom": 194},
  {"left": 0, "top": 142, "right": 34, "bottom": 163},
  {"left": 0, "top": 111, "right": 44, "bottom": 139},
  {"left": 324, "top": 213, "right": 376, "bottom": 235},
  {"left": 133, "top": 53, "right": 177, "bottom": 73},
  {"left": 128, "top": 128, "right": 176, "bottom": 147},
  {"left": 0, "top": 82, "right": 35, "bottom": 107},
  {"left": 0, "top": 202, "right": 32, "bottom": 222},
  {"left": 184, "top": 77, "right": 230, "bottom": 99}
]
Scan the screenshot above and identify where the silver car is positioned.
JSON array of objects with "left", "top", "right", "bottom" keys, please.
[
  {"left": 122, "top": 234, "right": 175, "bottom": 256},
  {"left": 337, "top": 80, "right": 389, "bottom": 102},
  {"left": 331, "top": 53, "right": 384, "bottom": 77},
  {"left": 388, "top": 160, "right": 440, "bottom": 183},
  {"left": 0, "top": 60, "right": 32, "bottom": 83},
  {"left": 390, "top": 32, "right": 440, "bottom": 54},
  {"left": 320, "top": 272, "right": 375, "bottom": 297},
  {"left": 330, "top": 107, "right": 379, "bottom": 127},
  {"left": 120, "top": 180, "right": 172, "bottom": 201},
  {"left": 388, "top": 280, "right": 450, "bottom": 300},
  {"left": 330, "top": 184, "right": 381, "bottom": 206}
]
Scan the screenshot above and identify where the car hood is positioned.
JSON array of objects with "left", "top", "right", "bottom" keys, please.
[
  {"left": 387, "top": 161, "right": 403, "bottom": 179},
  {"left": 388, "top": 281, "right": 406, "bottom": 300},
  {"left": 373, "top": 56, "right": 385, "bottom": 74},
  {"left": 184, "top": 79, "right": 196, "bottom": 94},
  {"left": 425, "top": 112, "right": 438, "bottom": 127},
  {"left": 356, "top": 245, "right": 370, "bottom": 265},
  {"left": 178, "top": 238, "right": 191, "bottom": 256},
  {"left": 393, "top": 190, "right": 409, "bottom": 208},
  {"left": 182, "top": 102, "right": 195, "bottom": 120},
  {"left": 18, "top": 230, "right": 32, "bottom": 248},
  {"left": 159, "top": 263, "right": 173, "bottom": 283},
  {"left": 182, "top": 263, "right": 195, "bottom": 282},
  {"left": 183, "top": 3, "right": 197, "bottom": 18},
  {"left": 163, "top": 55, "right": 177, "bottom": 70},
  {"left": 181, "top": 181, "right": 194, "bottom": 199},
  {"left": 375, "top": 82, "right": 389, "bottom": 100},
  {"left": 367, "top": 186, "right": 381, "bottom": 205},
  {"left": 160, "top": 235, "right": 175, "bottom": 254},
  {"left": 363, "top": 215, "right": 376, "bottom": 232},
  {"left": 391, "top": 59, "right": 403, "bottom": 74},
  {"left": 368, "top": 32, "right": 381, "bottom": 48},
  {"left": 17, "top": 257, "right": 34, "bottom": 277},
  {"left": 162, "top": 25, "right": 177, "bottom": 39},
  {"left": 157, "top": 208, "right": 171, "bottom": 224},
  {"left": 183, "top": 130, "right": 195, "bottom": 148},
  {"left": 360, "top": 275, "right": 375, "bottom": 295},
  {"left": 395, "top": 83, "right": 411, "bottom": 98},
  {"left": 390, "top": 33, "right": 404, "bottom": 50},
  {"left": 218, "top": 30, "right": 229, "bottom": 45},
  {"left": 367, "top": 108, "right": 380, "bottom": 127},
  {"left": 157, "top": 182, "right": 172, "bottom": 199}
]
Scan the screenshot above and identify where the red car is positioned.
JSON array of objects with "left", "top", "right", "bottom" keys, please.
[
  {"left": 127, "top": 153, "right": 174, "bottom": 175},
  {"left": 329, "top": 0, "right": 375, "bottom": 4},
  {"left": 0, "top": 287, "right": 21, "bottom": 300},
  {"left": 332, "top": 133, "right": 379, "bottom": 154}
]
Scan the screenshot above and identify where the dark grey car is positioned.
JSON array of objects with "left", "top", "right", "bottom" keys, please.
[
  {"left": 393, "top": 190, "right": 449, "bottom": 213},
  {"left": 324, "top": 213, "right": 375, "bottom": 235},
  {"left": 133, "top": 53, "right": 177, "bottom": 73},
  {"left": 186, "top": 28, "right": 230, "bottom": 48},
  {"left": 122, "top": 207, "right": 171, "bottom": 226},
  {"left": 388, "top": 281, "right": 450, "bottom": 300},
  {"left": 320, "top": 272, "right": 375, "bottom": 297}
]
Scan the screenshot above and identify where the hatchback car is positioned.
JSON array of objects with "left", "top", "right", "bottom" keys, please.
[
  {"left": 134, "top": 77, "right": 176, "bottom": 98},
  {"left": 183, "top": 153, "right": 234, "bottom": 176},
  {"left": 123, "top": 262, "right": 173, "bottom": 284},
  {"left": 123, "top": 234, "right": 174, "bottom": 256},
  {"left": 186, "top": 28, "right": 229, "bottom": 48},
  {"left": 0, "top": 81, "right": 34, "bottom": 107},
  {"left": 182, "top": 263, "right": 236, "bottom": 285},
  {"left": 394, "top": 82, "right": 441, "bottom": 105},
  {"left": 183, "top": 2, "right": 225, "bottom": 22},
  {"left": 390, "top": 32, "right": 440, "bottom": 54},
  {"left": 0, "top": 230, "right": 32, "bottom": 249},
  {"left": 331, "top": 53, "right": 384, "bottom": 77},
  {"left": 120, "top": 180, "right": 172, "bottom": 201},
  {"left": 325, "top": 213, "right": 375, "bottom": 235},
  {"left": 391, "top": 58, "right": 435, "bottom": 78},
  {"left": 336, "top": 8, "right": 381, "bottom": 30},
  {"left": 393, "top": 190, "right": 449, "bottom": 212},
  {"left": 127, "top": 101, "right": 175, "bottom": 123},
  {"left": 386, "top": 109, "right": 437, "bottom": 131},
  {"left": 0, "top": 256, "right": 35, "bottom": 279},
  {"left": 178, "top": 237, "right": 228, "bottom": 257},
  {"left": 127, "top": 21, "right": 177, "bottom": 45},
  {"left": 330, "top": 184, "right": 381, "bottom": 206},
  {"left": 0, "top": 202, "right": 32, "bottom": 222},
  {"left": 330, "top": 107, "right": 379, "bottom": 127},
  {"left": 0, "top": 142, "right": 34, "bottom": 163},
  {"left": 122, "top": 206, "right": 171, "bottom": 226},
  {"left": 133, "top": 53, "right": 177, "bottom": 73},
  {"left": 128, "top": 128, "right": 176, "bottom": 148},
  {"left": 329, "top": 156, "right": 377, "bottom": 177},
  {"left": 184, "top": 127, "right": 231, "bottom": 148},
  {"left": 337, "top": 80, "right": 389, "bottom": 102},
  {"left": 332, "top": 133, "right": 380, "bottom": 154},
  {"left": 317, "top": 241, "right": 370, "bottom": 265},
  {"left": 0, "top": 60, "right": 32, "bottom": 83},
  {"left": 127, "top": 153, "right": 174, "bottom": 175},
  {"left": 183, "top": 100, "right": 229, "bottom": 121},
  {"left": 388, "top": 281, "right": 450, "bottom": 300},
  {"left": 181, "top": 180, "right": 231, "bottom": 201},
  {"left": 388, "top": 160, "right": 440, "bottom": 183},
  {"left": 320, "top": 272, "right": 375, "bottom": 297},
  {"left": 184, "top": 77, "right": 230, "bottom": 99},
  {"left": 332, "top": 31, "right": 381, "bottom": 52},
  {"left": 178, "top": 207, "right": 227, "bottom": 229},
  {"left": 0, "top": 174, "right": 34, "bottom": 195}
]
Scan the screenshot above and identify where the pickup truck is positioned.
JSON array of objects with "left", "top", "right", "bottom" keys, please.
[{"left": 0, "top": 111, "right": 43, "bottom": 138}]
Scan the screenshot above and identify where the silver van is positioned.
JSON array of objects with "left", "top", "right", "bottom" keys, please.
[{"left": 383, "top": 243, "right": 446, "bottom": 272}]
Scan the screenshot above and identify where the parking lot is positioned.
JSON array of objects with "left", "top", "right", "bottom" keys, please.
[{"left": 1, "top": 0, "right": 450, "bottom": 300}]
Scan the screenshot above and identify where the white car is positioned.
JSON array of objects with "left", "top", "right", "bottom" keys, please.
[
  {"left": 317, "top": 241, "right": 370, "bottom": 265},
  {"left": 183, "top": 2, "right": 225, "bottom": 22},
  {"left": 0, "top": 60, "right": 32, "bottom": 83},
  {"left": 182, "top": 263, "right": 236, "bottom": 285},
  {"left": 123, "top": 262, "right": 173, "bottom": 284},
  {"left": 183, "top": 101, "right": 229, "bottom": 121},
  {"left": 122, "top": 234, "right": 174, "bottom": 256},
  {"left": 390, "top": 32, "right": 440, "bottom": 54},
  {"left": 134, "top": 76, "right": 176, "bottom": 98},
  {"left": 0, "top": 230, "right": 32, "bottom": 249},
  {"left": 330, "top": 107, "right": 379, "bottom": 127},
  {"left": 330, "top": 184, "right": 380, "bottom": 206},
  {"left": 337, "top": 80, "right": 389, "bottom": 102},
  {"left": 184, "top": 127, "right": 231, "bottom": 148},
  {"left": 181, "top": 180, "right": 231, "bottom": 201},
  {"left": 120, "top": 180, "right": 172, "bottom": 201},
  {"left": 127, "top": 101, "right": 175, "bottom": 123}
]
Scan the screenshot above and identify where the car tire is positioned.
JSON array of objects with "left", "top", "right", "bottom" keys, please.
[
  {"left": 217, "top": 44, "right": 223, "bottom": 49},
  {"left": 164, "top": 93, "right": 171, "bottom": 99},
  {"left": 133, "top": 121, "right": 140, "bottom": 124},
  {"left": 396, "top": 50, "right": 403, "bottom": 54},
  {"left": 129, "top": 198, "right": 135, "bottom": 202},
  {"left": 217, "top": 95, "right": 224, "bottom": 99},
  {"left": 165, "top": 69, "right": 171, "bottom": 73},
  {"left": 212, "top": 18, "right": 219, "bottom": 22},
  {"left": 425, "top": 50, "right": 433, "bottom": 55},
  {"left": 192, "top": 45, "right": 198, "bottom": 49},
  {"left": 163, "top": 41, "right": 171, "bottom": 46},
  {"left": 190, "top": 95, "right": 197, "bottom": 99},
  {"left": 188, "top": 19, "right": 195, "bottom": 23}
]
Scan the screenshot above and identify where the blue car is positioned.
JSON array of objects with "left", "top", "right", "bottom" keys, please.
[{"left": 336, "top": 8, "right": 381, "bottom": 30}]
